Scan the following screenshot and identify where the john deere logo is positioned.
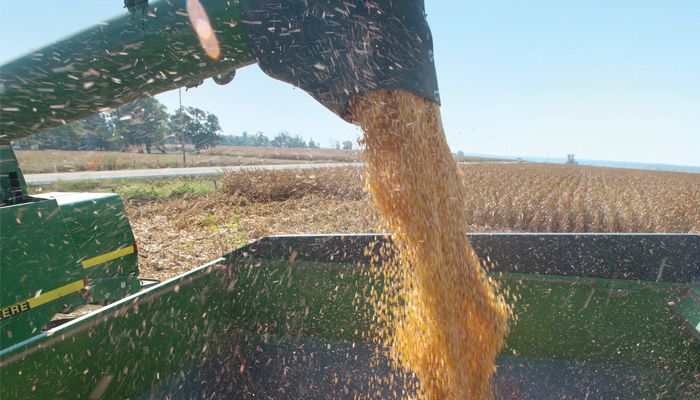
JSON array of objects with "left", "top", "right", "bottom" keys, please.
[{"left": 0, "top": 301, "right": 30, "bottom": 320}]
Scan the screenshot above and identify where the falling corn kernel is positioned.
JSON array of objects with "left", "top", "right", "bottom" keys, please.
[{"left": 351, "top": 90, "right": 510, "bottom": 399}]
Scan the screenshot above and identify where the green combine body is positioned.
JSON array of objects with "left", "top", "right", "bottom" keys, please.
[
  {"left": 0, "top": 1, "right": 698, "bottom": 398},
  {"left": 1, "top": 145, "right": 140, "bottom": 349}
]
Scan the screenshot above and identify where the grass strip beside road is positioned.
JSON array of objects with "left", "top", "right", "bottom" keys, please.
[{"left": 29, "top": 176, "right": 220, "bottom": 201}]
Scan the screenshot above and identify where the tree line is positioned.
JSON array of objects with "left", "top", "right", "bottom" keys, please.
[
  {"left": 219, "top": 131, "right": 322, "bottom": 149},
  {"left": 14, "top": 97, "right": 337, "bottom": 152}
]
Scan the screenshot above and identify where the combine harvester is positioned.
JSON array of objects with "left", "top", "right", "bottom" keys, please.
[{"left": 1, "top": 1, "right": 698, "bottom": 398}]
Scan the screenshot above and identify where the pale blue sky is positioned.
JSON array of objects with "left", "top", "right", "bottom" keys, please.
[{"left": 1, "top": 1, "right": 698, "bottom": 166}]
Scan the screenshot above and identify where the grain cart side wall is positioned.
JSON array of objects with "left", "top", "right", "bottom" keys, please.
[
  {"left": 675, "top": 287, "right": 700, "bottom": 341},
  {"left": 0, "top": 258, "right": 233, "bottom": 400},
  {"left": 1, "top": 234, "right": 698, "bottom": 399}
]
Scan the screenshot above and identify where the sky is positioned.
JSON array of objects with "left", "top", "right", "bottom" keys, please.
[{"left": 1, "top": 1, "right": 698, "bottom": 166}]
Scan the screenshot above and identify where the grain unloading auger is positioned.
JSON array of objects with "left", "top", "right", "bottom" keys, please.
[
  {"left": 0, "top": 1, "right": 698, "bottom": 399},
  {"left": 0, "top": 0, "right": 438, "bottom": 350}
]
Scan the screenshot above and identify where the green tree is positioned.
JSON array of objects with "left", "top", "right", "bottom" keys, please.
[
  {"left": 27, "top": 121, "right": 85, "bottom": 150},
  {"left": 200, "top": 113, "right": 222, "bottom": 150},
  {"left": 239, "top": 131, "right": 250, "bottom": 146},
  {"left": 251, "top": 131, "right": 270, "bottom": 147},
  {"left": 83, "top": 113, "right": 121, "bottom": 150},
  {"left": 342, "top": 140, "right": 353, "bottom": 151},
  {"left": 112, "top": 97, "right": 169, "bottom": 153},
  {"left": 308, "top": 138, "right": 319, "bottom": 149},
  {"left": 220, "top": 131, "right": 271, "bottom": 147},
  {"left": 171, "top": 107, "right": 222, "bottom": 151},
  {"left": 271, "top": 132, "right": 307, "bottom": 148}
]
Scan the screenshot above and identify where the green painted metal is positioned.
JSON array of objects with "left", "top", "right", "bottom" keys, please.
[
  {"left": 0, "top": 0, "right": 255, "bottom": 142},
  {"left": 0, "top": 145, "right": 27, "bottom": 204},
  {"left": 1, "top": 149, "right": 141, "bottom": 348},
  {"left": 0, "top": 198, "right": 86, "bottom": 349},
  {"left": 675, "top": 288, "right": 700, "bottom": 340},
  {"left": 498, "top": 274, "right": 697, "bottom": 367},
  {"left": 0, "top": 257, "right": 230, "bottom": 400},
  {"left": 1, "top": 238, "right": 698, "bottom": 399},
  {"left": 35, "top": 192, "right": 141, "bottom": 302}
]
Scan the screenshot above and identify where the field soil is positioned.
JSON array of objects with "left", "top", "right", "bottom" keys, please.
[
  {"left": 15, "top": 147, "right": 361, "bottom": 173},
  {"left": 122, "top": 164, "right": 700, "bottom": 280},
  {"left": 16, "top": 147, "right": 506, "bottom": 174}
]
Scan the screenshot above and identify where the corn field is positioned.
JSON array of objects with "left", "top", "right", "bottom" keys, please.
[
  {"left": 221, "top": 163, "right": 700, "bottom": 233},
  {"left": 129, "top": 163, "right": 699, "bottom": 278},
  {"left": 459, "top": 164, "right": 700, "bottom": 233}
]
